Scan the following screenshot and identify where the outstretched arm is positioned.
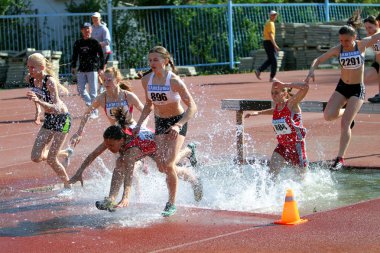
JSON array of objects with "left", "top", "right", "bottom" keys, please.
[
  {"left": 275, "top": 80, "right": 310, "bottom": 109},
  {"left": 68, "top": 142, "right": 107, "bottom": 186},
  {"left": 305, "top": 46, "right": 339, "bottom": 83},
  {"left": 245, "top": 108, "right": 274, "bottom": 118},
  {"left": 70, "top": 97, "right": 102, "bottom": 147},
  {"left": 133, "top": 77, "right": 153, "bottom": 136}
]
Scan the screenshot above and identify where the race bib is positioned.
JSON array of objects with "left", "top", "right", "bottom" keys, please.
[
  {"left": 339, "top": 50, "right": 363, "bottom": 69},
  {"left": 272, "top": 118, "right": 291, "bottom": 135}
]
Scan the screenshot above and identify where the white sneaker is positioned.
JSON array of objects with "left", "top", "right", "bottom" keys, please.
[
  {"left": 62, "top": 147, "right": 74, "bottom": 168},
  {"left": 89, "top": 110, "right": 99, "bottom": 119}
]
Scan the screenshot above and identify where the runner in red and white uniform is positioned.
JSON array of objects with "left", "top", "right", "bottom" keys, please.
[{"left": 245, "top": 80, "right": 309, "bottom": 177}]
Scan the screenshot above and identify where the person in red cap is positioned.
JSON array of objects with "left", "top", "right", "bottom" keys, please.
[{"left": 254, "top": 10, "right": 280, "bottom": 82}]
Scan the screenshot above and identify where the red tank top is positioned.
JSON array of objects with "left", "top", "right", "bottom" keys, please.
[
  {"left": 122, "top": 127, "right": 156, "bottom": 156},
  {"left": 272, "top": 101, "right": 306, "bottom": 145}
]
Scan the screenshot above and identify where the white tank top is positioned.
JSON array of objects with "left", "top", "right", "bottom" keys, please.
[
  {"left": 104, "top": 92, "right": 133, "bottom": 120},
  {"left": 146, "top": 71, "right": 180, "bottom": 105}
]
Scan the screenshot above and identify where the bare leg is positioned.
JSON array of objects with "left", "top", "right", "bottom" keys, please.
[
  {"left": 108, "top": 147, "right": 143, "bottom": 208},
  {"left": 46, "top": 133, "right": 70, "bottom": 188},
  {"left": 338, "top": 97, "right": 363, "bottom": 158},
  {"left": 364, "top": 66, "right": 378, "bottom": 84},
  {"left": 323, "top": 91, "right": 347, "bottom": 122},
  {"left": 177, "top": 146, "right": 191, "bottom": 162},
  {"left": 31, "top": 127, "right": 54, "bottom": 163},
  {"left": 269, "top": 151, "right": 287, "bottom": 179},
  {"left": 155, "top": 134, "right": 184, "bottom": 204}
]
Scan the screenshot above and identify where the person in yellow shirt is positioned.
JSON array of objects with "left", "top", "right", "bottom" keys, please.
[{"left": 255, "top": 10, "right": 280, "bottom": 82}]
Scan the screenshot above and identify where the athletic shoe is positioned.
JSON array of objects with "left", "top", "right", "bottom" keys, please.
[
  {"left": 192, "top": 178, "right": 203, "bottom": 202},
  {"left": 89, "top": 110, "right": 99, "bottom": 119},
  {"left": 187, "top": 142, "right": 198, "bottom": 167},
  {"left": 330, "top": 157, "right": 345, "bottom": 171},
  {"left": 95, "top": 197, "right": 116, "bottom": 212},
  {"left": 62, "top": 147, "right": 74, "bottom": 168},
  {"left": 161, "top": 202, "right": 176, "bottom": 217},
  {"left": 270, "top": 77, "right": 278, "bottom": 82},
  {"left": 350, "top": 120, "right": 355, "bottom": 129},
  {"left": 254, "top": 70, "right": 261, "bottom": 80},
  {"left": 368, "top": 93, "right": 380, "bottom": 103}
]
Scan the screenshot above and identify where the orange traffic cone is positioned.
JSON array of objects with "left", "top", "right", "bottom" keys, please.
[{"left": 274, "top": 189, "right": 308, "bottom": 225}]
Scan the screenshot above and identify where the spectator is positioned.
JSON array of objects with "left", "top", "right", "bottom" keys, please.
[
  {"left": 71, "top": 22, "right": 105, "bottom": 119},
  {"left": 254, "top": 10, "right": 280, "bottom": 82},
  {"left": 91, "top": 12, "right": 112, "bottom": 66}
]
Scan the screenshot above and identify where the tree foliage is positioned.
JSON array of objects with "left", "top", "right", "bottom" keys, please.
[
  {"left": 0, "top": 0, "right": 33, "bottom": 15},
  {"left": 65, "top": 0, "right": 103, "bottom": 12}
]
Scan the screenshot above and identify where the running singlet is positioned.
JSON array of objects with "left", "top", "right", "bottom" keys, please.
[
  {"left": 104, "top": 92, "right": 133, "bottom": 120},
  {"left": 146, "top": 71, "right": 180, "bottom": 105},
  {"left": 373, "top": 39, "right": 380, "bottom": 53},
  {"left": 272, "top": 102, "right": 306, "bottom": 145},
  {"left": 30, "top": 75, "right": 52, "bottom": 103},
  {"left": 123, "top": 126, "right": 156, "bottom": 156},
  {"left": 339, "top": 42, "right": 364, "bottom": 70}
]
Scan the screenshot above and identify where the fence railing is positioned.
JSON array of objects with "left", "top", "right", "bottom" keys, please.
[{"left": 1, "top": 3, "right": 380, "bottom": 76}]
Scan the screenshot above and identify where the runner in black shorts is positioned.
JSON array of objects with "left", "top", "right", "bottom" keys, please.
[{"left": 26, "top": 53, "right": 72, "bottom": 194}]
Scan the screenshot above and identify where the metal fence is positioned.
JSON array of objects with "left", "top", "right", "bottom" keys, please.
[{"left": 1, "top": 3, "right": 380, "bottom": 76}]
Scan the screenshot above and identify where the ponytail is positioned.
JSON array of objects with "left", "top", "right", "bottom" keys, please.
[
  {"left": 112, "top": 107, "right": 133, "bottom": 129},
  {"left": 45, "top": 58, "right": 69, "bottom": 94}
]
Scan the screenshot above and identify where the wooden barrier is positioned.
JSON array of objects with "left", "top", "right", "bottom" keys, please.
[{"left": 221, "top": 99, "right": 380, "bottom": 164}]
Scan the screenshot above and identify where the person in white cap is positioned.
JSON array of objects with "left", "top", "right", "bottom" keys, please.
[
  {"left": 91, "top": 12, "right": 112, "bottom": 93},
  {"left": 254, "top": 10, "right": 280, "bottom": 82},
  {"left": 91, "top": 12, "right": 112, "bottom": 63}
]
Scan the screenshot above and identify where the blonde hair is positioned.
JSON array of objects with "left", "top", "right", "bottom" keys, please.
[
  {"left": 27, "top": 53, "right": 68, "bottom": 94},
  {"left": 104, "top": 66, "right": 132, "bottom": 91},
  {"left": 149, "top": 46, "right": 177, "bottom": 73}
]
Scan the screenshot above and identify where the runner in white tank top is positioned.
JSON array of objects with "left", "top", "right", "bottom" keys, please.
[{"left": 134, "top": 46, "right": 201, "bottom": 217}]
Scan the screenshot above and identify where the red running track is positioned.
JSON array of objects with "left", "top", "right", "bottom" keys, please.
[{"left": 1, "top": 69, "right": 380, "bottom": 252}]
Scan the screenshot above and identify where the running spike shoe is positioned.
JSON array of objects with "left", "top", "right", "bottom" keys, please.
[
  {"left": 187, "top": 142, "right": 198, "bottom": 167},
  {"left": 161, "top": 202, "right": 176, "bottom": 217},
  {"left": 330, "top": 157, "right": 345, "bottom": 171},
  {"left": 95, "top": 197, "right": 116, "bottom": 212}
]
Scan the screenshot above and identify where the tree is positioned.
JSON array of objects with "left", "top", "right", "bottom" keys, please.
[{"left": 0, "top": 0, "right": 33, "bottom": 15}]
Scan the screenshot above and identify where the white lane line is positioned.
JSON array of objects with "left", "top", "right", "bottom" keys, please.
[
  {"left": 0, "top": 145, "right": 32, "bottom": 151},
  {"left": 0, "top": 161, "right": 32, "bottom": 170},
  {"left": 149, "top": 224, "right": 273, "bottom": 253},
  {"left": 0, "top": 131, "right": 35, "bottom": 138}
]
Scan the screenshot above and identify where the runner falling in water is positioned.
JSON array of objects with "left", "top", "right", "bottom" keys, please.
[
  {"left": 70, "top": 108, "right": 202, "bottom": 213},
  {"left": 68, "top": 67, "right": 201, "bottom": 213},
  {"left": 245, "top": 80, "right": 309, "bottom": 178}
]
